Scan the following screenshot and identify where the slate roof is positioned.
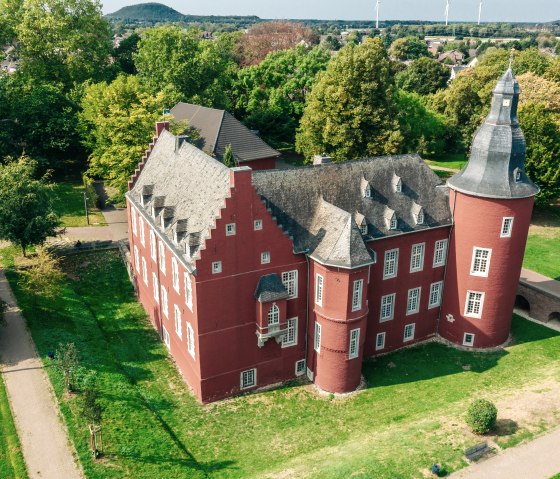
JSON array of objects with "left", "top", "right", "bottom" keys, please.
[
  {"left": 170, "top": 102, "right": 280, "bottom": 163},
  {"left": 252, "top": 155, "right": 452, "bottom": 269},
  {"left": 254, "top": 274, "right": 290, "bottom": 303},
  {"left": 448, "top": 67, "right": 540, "bottom": 199}
]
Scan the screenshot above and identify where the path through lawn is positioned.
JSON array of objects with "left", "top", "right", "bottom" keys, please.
[{"left": 0, "top": 372, "right": 27, "bottom": 479}]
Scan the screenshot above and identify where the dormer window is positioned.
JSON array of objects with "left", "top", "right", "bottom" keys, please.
[
  {"left": 390, "top": 217, "right": 398, "bottom": 230},
  {"left": 151, "top": 207, "right": 156, "bottom": 218},
  {"left": 364, "top": 185, "right": 371, "bottom": 198},
  {"left": 360, "top": 221, "right": 368, "bottom": 236},
  {"left": 160, "top": 215, "right": 165, "bottom": 229},
  {"left": 417, "top": 209, "right": 424, "bottom": 225},
  {"left": 514, "top": 168, "right": 521, "bottom": 182},
  {"left": 395, "top": 178, "right": 402, "bottom": 193}
]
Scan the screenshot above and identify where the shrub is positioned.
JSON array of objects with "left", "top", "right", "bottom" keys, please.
[{"left": 466, "top": 399, "right": 497, "bottom": 434}]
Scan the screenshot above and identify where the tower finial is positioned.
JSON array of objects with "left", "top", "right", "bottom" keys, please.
[{"left": 509, "top": 48, "right": 515, "bottom": 70}]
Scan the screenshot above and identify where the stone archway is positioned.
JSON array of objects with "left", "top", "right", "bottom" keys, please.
[{"left": 515, "top": 295, "right": 531, "bottom": 313}]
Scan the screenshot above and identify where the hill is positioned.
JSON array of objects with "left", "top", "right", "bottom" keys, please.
[{"left": 106, "top": 3, "right": 184, "bottom": 21}]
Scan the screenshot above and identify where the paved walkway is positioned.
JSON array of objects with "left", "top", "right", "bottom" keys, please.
[
  {"left": 62, "top": 206, "right": 128, "bottom": 242},
  {"left": 0, "top": 270, "right": 83, "bottom": 479},
  {"left": 450, "top": 427, "right": 560, "bottom": 479}
]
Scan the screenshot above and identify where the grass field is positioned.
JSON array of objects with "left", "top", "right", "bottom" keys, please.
[
  {"left": 524, "top": 205, "right": 560, "bottom": 280},
  {"left": 52, "top": 180, "right": 106, "bottom": 227},
  {"left": 0, "top": 373, "right": 28, "bottom": 479},
  {"left": 425, "top": 152, "right": 467, "bottom": 171},
  {"left": 2, "top": 248, "right": 560, "bottom": 479}
]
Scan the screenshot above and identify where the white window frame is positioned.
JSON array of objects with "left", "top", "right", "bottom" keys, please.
[
  {"left": 375, "top": 332, "right": 386, "bottom": 351},
  {"left": 261, "top": 251, "right": 270, "bottom": 264},
  {"left": 131, "top": 207, "right": 137, "bottom": 235},
  {"left": 351, "top": 279, "right": 363, "bottom": 312},
  {"left": 150, "top": 230, "right": 157, "bottom": 261},
  {"left": 501, "top": 217, "right": 514, "bottom": 238},
  {"left": 465, "top": 291, "right": 485, "bottom": 318},
  {"left": 364, "top": 185, "right": 371, "bottom": 198},
  {"left": 240, "top": 368, "right": 256, "bottom": 389},
  {"left": 268, "top": 303, "right": 280, "bottom": 332},
  {"left": 314, "top": 322, "right": 321, "bottom": 353},
  {"left": 406, "top": 287, "right": 421, "bottom": 315},
  {"left": 404, "top": 323, "right": 415, "bottom": 342},
  {"left": 171, "top": 257, "right": 180, "bottom": 292},
  {"left": 184, "top": 273, "right": 193, "bottom": 311},
  {"left": 315, "top": 274, "right": 324, "bottom": 306},
  {"left": 416, "top": 209, "right": 424, "bottom": 225},
  {"left": 134, "top": 245, "right": 140, "bottom": 271},
  {"left": 281, "top": 270, "right": 298, "bottom": 299},
  {"left": 161, "top": 286, "right": 168, "bottom": 318},
  {"left": 394, "top": 178, "right": 402, "bottom": 193},
  {"left": 141, "top": 257, "right": 148, "bottom": 285},
  {"left": 174, "top": 304, "right": 182, "bottom": 339},
  {"left": 433, "top": 239, "right": 448, "bottom": 267},
  {"left": 295, "top": 359, "right": 306, "bottom": 376},
  {"left": 463, "top": 332, "right": 475, "bottom": 347},
  {"left": 410, "top": 243, "right": 425, "bottom": 273},
  {"left": 139, "top": 217, "right": 145, "bottom": 246},
  {"left": 470, "top": 247, "right": 492, "bottom": 277},
  {"left": 212, "top": 261, "right": 222, "bottom": 274},
  {"left": 428, "top": 281, "right": 443, "bottom": 309},
  {"left": 282, "top": 317, "right": 298, "bottom": 348},
  {"left": 360, "top": 222, "right": 368, "bottom": 235},
  {"left": 152, "top": 273, "right": 159, "bottom": 303},
  {"left": 186, "top": 322, "right": 195, "bottom": 359},
  {"left": 162, "top": 326, "right": 170, "bottom": 349},
  {"left": 254, "top": 219, "right": 263, "bottom": 230},
  {"left": 383, "top": 249, "right": 399, "bottom": 279},
  {"left": 380, "top": 293, "right": 396, "bottom": 322},
  {"left": 226, "top": 223, "right": 236, "bottom": 236},
  {"left": 158, "top": 241, "right": 166, "bottom": 275},
  {"left": 390, "top": 216, "right": 398, "bottom": 230},
  {"left": 348, "top": 328, "right": 360, "bottom": 359}
]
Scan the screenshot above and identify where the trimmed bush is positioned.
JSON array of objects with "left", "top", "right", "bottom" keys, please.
[{"left": 466, "top": 399, "right": 497, "bottom": 434}]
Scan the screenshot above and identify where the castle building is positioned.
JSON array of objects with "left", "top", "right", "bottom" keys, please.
[{"left": 126, "top": 68, "right": 538, "bottom": 403}]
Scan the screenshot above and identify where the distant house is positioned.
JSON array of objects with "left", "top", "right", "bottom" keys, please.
[
  {"left": 170, "top": 103, "right": 280, "bottom": 170},
  {"left": 438, "top": 50, "right": 465, "bottom": 65},
  {"left": 449, "top": 65, "right": 468, "bottom": 82}
]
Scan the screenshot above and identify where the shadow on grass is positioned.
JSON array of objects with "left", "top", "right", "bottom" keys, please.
[{"left": 493, "top": 418, "right": 518, "bottom": 437}]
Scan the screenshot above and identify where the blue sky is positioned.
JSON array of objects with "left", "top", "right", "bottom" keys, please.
[{"left": 102, "top": 0, "right": 558, "bottom": 23}]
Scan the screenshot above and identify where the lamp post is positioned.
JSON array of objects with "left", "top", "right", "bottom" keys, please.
[{"left": 84, "top": 193, "right": 89, "bottom": 225}]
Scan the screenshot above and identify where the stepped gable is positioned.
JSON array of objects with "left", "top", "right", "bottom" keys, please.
[
  {"left": 127, "top": 129, "right": 231, "bottom": 268},
  {"left": 448, "top": 67, "right": 540, "bottom": 199},
  {"left": 252, "top": 154, "right": 452, "bottom": 269}
]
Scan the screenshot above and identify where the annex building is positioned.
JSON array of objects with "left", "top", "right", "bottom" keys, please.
[{"left": 126, "top": 68, "right": 539, "bottom": 403}]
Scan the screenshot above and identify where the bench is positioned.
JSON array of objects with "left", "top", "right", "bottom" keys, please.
[{"left": 465, "top": 442, "right": 490, "bottom": 461}]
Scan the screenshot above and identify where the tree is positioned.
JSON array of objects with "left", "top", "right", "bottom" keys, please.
[
  {"left": 20, "top": 248, "right": 65, "bottom": 301},
  {"left": 55, "top": 342, "right": 80, "bottom": 392},
  {"left": 389, "top": 36, "right": 430, "bottom": 61},
  {"left": 113, "top": 33, "right": 140, "bottom": 75},
  {"left": 222, "top": 144, "right": 235, "bottom": 167},
  {"left": 296, "top": 38, "right": 401, "bottom": 161},
  {"left": 322, "top": 35, "right": 341, "bottom": 51},
  {"left": 544, "top": 57, "right": 560, "bottom": 84},
  {"left": 514, "top": 48, "right": 550, "bottom": 76},
  {"left": 0, "top": 157, "right": 59, "bottom": 256},
  {"left": 466, "top": 399, "right": 497, "bottom": 434},
  {"left": 517, "top": 73, "right": 560, "bottom": 114},
  {"left": 396, "top": 57, "right": 450, "bottom": 95}
]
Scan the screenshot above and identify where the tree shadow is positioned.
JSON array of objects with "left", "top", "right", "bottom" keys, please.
[{"left": 493, "top": 418, "right": 518, "bottom": 437}]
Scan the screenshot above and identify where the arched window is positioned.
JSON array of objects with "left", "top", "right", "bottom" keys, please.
[{"left": 268, "top": 304, "right": 280, "bottom": 332}]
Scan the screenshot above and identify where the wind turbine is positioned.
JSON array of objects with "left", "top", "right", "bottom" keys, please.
[
  {"left": 444, "top": 0, "right": 450, "bottom": 26},
  {"left": 478, "top": 0, "right": 483, "bottom": 25},
  {"left": 376, "top": 0, "right": 381, "bottom": 29}
]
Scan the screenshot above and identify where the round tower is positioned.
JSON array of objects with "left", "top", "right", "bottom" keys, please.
[{"left": 440, "top": 66, "right": 539, "bottom": 349}]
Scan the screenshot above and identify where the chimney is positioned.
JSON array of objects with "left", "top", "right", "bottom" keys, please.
[
  {"left": 155, "top": 121, "right": 170, "bottom": 138},
  {"left": 313, "top": 154, "right": 333, "bottom": 166}
]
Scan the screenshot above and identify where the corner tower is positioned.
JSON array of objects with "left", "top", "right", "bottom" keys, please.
[{"left": 440, "top": 67, "right": 539, "bottom": 348}]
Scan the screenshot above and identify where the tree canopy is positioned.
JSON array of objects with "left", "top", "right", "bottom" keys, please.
[
  {"left": 389, "top": 36, "right": 430, "bottom": 61},
  {"left": 396, "top": 57, "right": 450, "bottom": 95}
]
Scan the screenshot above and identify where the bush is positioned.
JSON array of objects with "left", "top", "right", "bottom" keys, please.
[{"left": 466, "top": 399, "right": 497, "bottom": 434}]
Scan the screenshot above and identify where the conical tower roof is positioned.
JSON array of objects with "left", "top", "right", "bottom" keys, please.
[{"left": 447, "top": 67, "right": 539, "bottom": 199}]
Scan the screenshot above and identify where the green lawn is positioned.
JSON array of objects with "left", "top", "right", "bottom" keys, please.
[
  {"left": 52, "top": 180, "right": 106, "bottom": 227},
  {"left": 2, "top": 247, "right": 560, "bottom": 479},
  {"left": 0, "top": 372, "right": 28, "bottom": 479},
  {"left": 524, "top": 205, "right": 560, "bottom": 280},
  {"left": 425, "top": 152, "right": 467, "bottom": 171}
]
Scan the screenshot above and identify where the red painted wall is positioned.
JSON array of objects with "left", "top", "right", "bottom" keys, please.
[
  {"left": 440, "top": 190, "right": 534, "bottom": 348},
  {"left": 240, "top": 157, "right": 277, "bottom": 170}
]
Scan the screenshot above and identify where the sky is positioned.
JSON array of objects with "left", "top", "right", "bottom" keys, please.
[{"left": 101, "top": 0, "right": 559, "bottom": 23}]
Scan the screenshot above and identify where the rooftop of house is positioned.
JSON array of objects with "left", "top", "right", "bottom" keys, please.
[{"left": 170, "top": 102, "right": 280, "bottom": 164}]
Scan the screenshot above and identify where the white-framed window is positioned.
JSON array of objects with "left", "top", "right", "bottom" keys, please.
[
  {"left": 281, "top": 270, "right": 298, "bottom": 299},
  {"left": 161, "top": 286, "right": 168, "bottom": 318},
  {"left": 394, "top": 178, "right": 402, "bottom": 193},
  {"left": 261, "top": 251, "right": 270, "bottom": 264},
  {"left": 162, "top": 326, "right": 170, "bottom": 349},
  {"left": 171, "top": 257, "right": 180, "bottom": 292},
  {"left": 351, "top": 279, "right": 363, "bottom": 312},
  {"left": 150, "top": 230, "right": 156, "bottom": 261},
  {"left": 514, "top": 168, "right": 521, "bottom": 182},
  {"left": 184, "top": 273, "right": 193, "bottom": 310},
  {"left": 314, "top": 322, "right": 321, "bottom": 353},
  {"left": 360, "top": 222, "right": 368, "bottom": 235},
  {"left": 390, "top": 216, "right": 398, "bottom": 230},
  {"left": 348, "top": 328, "right": 360, "bottom": 359},
  {"left": 410, "top": 243, "right": 425, "bottom": 273},
  {"left": 501, "top": 217, "right": 514, "bottom": 238},
  {"left": 383, "top": 249, "right": 399, "bottom": 279},
  {"left": 226, "top": 223, "right": 236, "bottom": 236},
  {"left": 152, "top": 273, "right": 159, "bottom": 303},
  {"left": 282, "top": 317, "right": 298, "bottom": 347},
  {"left": 240, "top": 368, "right": 256, "bottom": 389},
  {"left": 131, "top": 207, "right": 137, "bottom": 235},
  {"left": 141, "top": 257, "right": 148, "bottom": 285},
  {"left": 428, "top": 281, "right": 443, "bottom": 309},
  {"left": 174, "top": 305, "right": 182, "bottom": 338},
  {"left": 375, "top": 332, "right": 386, "bottom": 351},
  {"left": 254, "top": 219, "right": 263, "bottom": 230},
  {"left": 463, "top": 332, "right": 475, "bottom": 347},
  {"left": 295, "top": 359, "right": 306, "bottom": 376},
  {"left": 364, "top": 185, "right": 372, "bottom": 198},
  {"left": 407, "top": 287, "right": 421, "bottom": 315},
  {"left": 416, "top": 209, "right": 424, "bottom": 225},
  {"left": 465, "top": 291, "right": 484, "bottom": 318},
  {"left": 134, "top": 245, "right": 140, "bottom": 271},
  {"left": 433, "top": 239, "right": 448, "bottom": 267},
  {"left": 268, "top": 303, "right": 280, "bottom": 332},
  {"left": 139, "top": 217, "right": 145, "bottom": 246},
  {"left": 404, "top": 323, "right": 415, "bottom": 342},
  {"left": 470, "top": 247, "right": 492, "bottom": 277},
  {"left": 315, "top": 274, "right": 324, "bottom": 306},
  {"left": 158, "top": 241, "right": 166, "bottom": 274},
  {"left": 212, "top": 261, "right": 222, "bottom": 274},
  {"left": 186, "top": 322, "right": 195, "bottom": 358},
  {"left": 380, "top": 293, "right": 395, "bottom": 322}
]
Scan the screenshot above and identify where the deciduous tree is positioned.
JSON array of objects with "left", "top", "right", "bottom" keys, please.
[
  {"left": 396, "top": 57, "right": 450, "bottom": 95},
  {"left": 388, "top": 36, "right": 430, "bottom": 61}
]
